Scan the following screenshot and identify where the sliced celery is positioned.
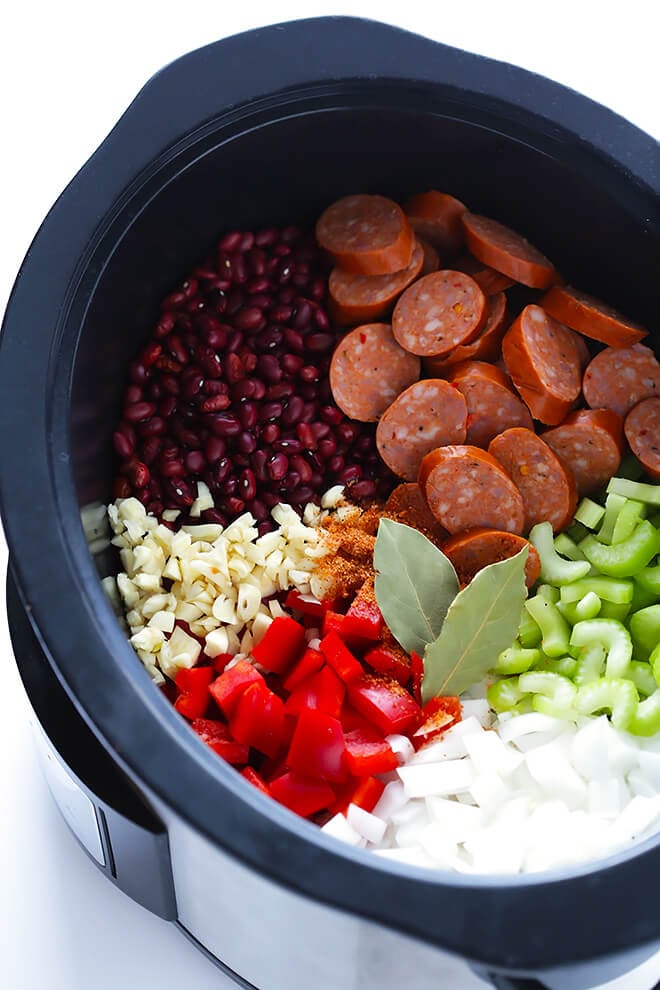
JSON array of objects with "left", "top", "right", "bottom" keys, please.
[
  {"left": 494, "top": 644, "right": 541, "bottom": 675},
  {"left": 518, "top": 671, "right": 577, "bottom": 718},
  {"left": 611, "top": 499, "right": 647, "bottom": 545},
  {"left": 607, "top": 478, "right": 660, "bottom": 507},
  {"left": 636, "top": 564, "right": 660, "bottom": 596},
  {"left": 559, "top": 576, "right": 633, "bottom": 605},
  {"left": 518, "top": 607, "right": 542, "bottom": 648},
  {"left": 598, "top": 600, "right": 631, "bottom": 622},
  {"left": 554, "top": 533, "right": 589, "bottom": 563},
  {"left": 580, "top": 521, "right": 659, "bottom": 577},
  {"left": 569, "top": 619, "right": 632, "bottom": 678},
  {"left": 575, "top": 677, "right": 639, "bottom": 730},
  {"left": 525, "top": 594, "right": 571, "bottom": 658},
  {"left": 628, "top": 661, "right": 657, "bottom": 697},
  {"left": 630, "top": 605, "right": 660, "bottom": 658},
  {"left": 628, "top": 690, "right": 660, "bottom": 736},
  {"left": 574, "top": 644, "right": 606, "bottom": 687},
  {"left": 487, "top": 677, "right": 525, "bottom": 712},
  {"left": 574, "top": 497, "right": 606, "bottom": 530},
  {"left": 529, "top": 522, "right": 590, "bottom": 585},
  {"left": 597, "top": 492, "right": 628, "bottom": 544}
]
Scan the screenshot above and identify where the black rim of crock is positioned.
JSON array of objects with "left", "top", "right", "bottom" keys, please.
[{"left": 1, "top": 17, "right": 659, "bottom": 972}]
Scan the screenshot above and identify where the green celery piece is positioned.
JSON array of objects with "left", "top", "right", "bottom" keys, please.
[
  {"left": 525, "top": 594, "right": 571, "bottom": 657},
  {"left": 537, "top": 583, "right": 560, "bottom": 604},
  {"left": 494, "top": 644, "right": 541, "bottom": 675},
  {"left": 569, "top": 618, "right": 632, "bottom": 677},
  {"left": 574, "top": 497, "right": 606, "bottom": 530},
  {"left": 636, "top": 564, "right": 660, "bottom": 596},
  {"left": 518, "top": 606, "right": 542, "bottom": 648},
  {"left": 628, "top": 689, "right": 660, "bottom": 736},
  {"left": 487, "top": 677, "right": 525, "bottom": 712},
  {"left": 575, "top": 677, "right": 639, "bottom": 730},
  {"left": 628, "top": 661, "right": 657, "bottom": 697},
  {"left": 574, "top": 644, "right": 606, "bottom": 687},
  {"left": 598, "top": 600, "right": 631, "bottom": 622},
  {"left": 541, "top": 656, "right": 578, "bottom": 678},
  {"left": 580, "top": 521, "right": 659, "bottom": 577},
  {"left": 607, "top": 477, "right": 660, "bottom": 507},
  {"left": 567, "top": 520, "right": 590, "bottom": 543},
  {"left": 529, "top": 522, "right": 590, "bottom": 585},
  {"left": 574, "top": 591, "right": 602, "bottom": 620},
  {"left": 554, "top": 533, "right": 589, "bottom": 563},
  {"left": 559, "top": 576, "right": 633, "bottom": 605},
  {"left": 651, "top": 643, "right": 660, "bottom": 687},
  {"left": 629, "top": 605, "right": 660, "bottom": 659},
  {"left": 597, "top": 493, "right": 628, "bottom": 544},
  {"left": 611, "top": 500, "right": 647, "bottom": 545},
  {"left": 518, "top": 670, "right": 577, "bottom": 718}
]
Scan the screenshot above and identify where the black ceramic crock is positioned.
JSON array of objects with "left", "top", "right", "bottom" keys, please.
[{"left": 0, "top": 17, "right": 658, "bottom": 990}]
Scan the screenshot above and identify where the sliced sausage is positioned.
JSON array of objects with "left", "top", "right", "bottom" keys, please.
[
  {"left": 502, "top": 304, "right": 583, "bottom": 425},
  {"left": 453, "top": 253, "right": 515, "bottom": 294},
  {"left": 423, "top": 292, "right": 509, "bottom": 373},
  {"left": 488, "top": 427, "right": 577, "bottom": 532},
  {"left": 329, "top": 323, "right": 421, "bottom": 422},
  {"left": 392, "top": 270, "right": 487, "bottom": 357},
  {"left": 419, "top": 445, "right": 525, "bottom": 535},
  {"left": 376, "top": 379, "right": 468, "bottom": 481},
  {"left": 417, "top": 236, "right": 440, "bottom": 276},
  {"left": 582, "top": 344, "right": 660, "bottom": 417},
  {"left": 316, "top": 194, "right": 414, "bottom": 275},
  {"left": 461, "top": 213, "right": 560, "bottom": 289},
  {"left": 383, "top": 483, "right": 447, "bottom": 544},
  {"left": 542, "top": 409, "right": 624, "bottom": 496},
  {"left": 403, "top": 190, "right": 467, "bottom": 256},
  {"left": 540, "top": 285, "right": 648, "bottom": 347},
  {"left": 441, "top": 528, "right": 541, "bottom": 589},
  {"left": 328, "top": 239, "right": 424, "bottom": 325},
  {"left": 447, "top": 360, "right": 534, "bottom": 448},
  {"left": 624, "top": 398, "right": 660, "bottom": 480}
]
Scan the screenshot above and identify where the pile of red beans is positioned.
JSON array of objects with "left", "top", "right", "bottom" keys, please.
[{"left": 112, "top": 226, "right": 394, "bottom": 532}]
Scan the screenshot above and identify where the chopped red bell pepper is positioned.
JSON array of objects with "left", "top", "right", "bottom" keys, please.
[
  {"left": 410, "top": 650, "right": 424, "bottom": 706},
  {"left": 191, "top": 718, "right": 249, "bottom": 764},
  {"left": 229, "top": 681, "right": 286, "bottom": 758},
  {"left": 322, "top": 610, "right": 346, "bottom": 638},
  {"left": 284, "top": 589, "right": 333, "bottom": 620},
  {"left": 319, "top": 630, "right": 364, "bottom": 683},
  {"left": 283, "top": 664, "right": 345, "bottom": 719},
  {"left": 174, "top": 666, "right": 214, "bottom": 719},
  {"left": 251, "top": 615, "right": 306, "bottom": 674},
  {"left": 348, "top": 674, "right": 422, "bottom": 736},
  {"left": 209, "top": 659, "right": 263, "bottom": 718},
  {"left": 285, "top": 709, "right": 347, "bottom": 783},
  {"left": 269, "top": 772, "right": 336, "bottom": 818},
  {"left": 212, "top": 652, "right": 234, "bottom": 674},
  {"left": 330, "top": 775, "right": 385, "bottom": 815},
  {"left": 283, "top": 647, "right": 325, "bottom": 693},
  {"left": 364, "top": 642, "right": 411, "bottom": 686},
  {"left": 413, "top": 696, "right": 462, "bottom": 748},
  {"left": 339, "top": 705, "right": 378, "bottom": 734},
  {"left": 342, "top": 596, "right": 383, "bottom": 642},
  {"left": 240, "top": 766, "right": 271, "bottom": 796},
  {"left": 343, "top": 727, "right": 399, "bottom": 777}
]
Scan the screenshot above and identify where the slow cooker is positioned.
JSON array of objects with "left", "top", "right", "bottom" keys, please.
[{"left": 0, "top": 16, "right": 658, "bottom": 990}]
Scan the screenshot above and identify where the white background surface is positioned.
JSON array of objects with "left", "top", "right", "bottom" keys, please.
[{"left": 0, "top": 2, "right": 658, "bottom": 988}]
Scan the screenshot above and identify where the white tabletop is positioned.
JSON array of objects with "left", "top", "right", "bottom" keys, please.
[{"left": 1, "top": 3, "right": 659, "bottom": 988}]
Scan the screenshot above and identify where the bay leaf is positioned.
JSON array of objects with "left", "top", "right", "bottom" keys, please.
[
  {"left": 374, "top": 518, "right": 459, "bottom": 657},
  {"left": 422, "top": 547, "right": 528, "bottom": 703}
]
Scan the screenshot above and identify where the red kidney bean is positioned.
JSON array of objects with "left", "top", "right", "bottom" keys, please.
[
  {"left": 231, "top": 254, "right": 248, "bottom": 284},
  {"left": 251, "top": 450, "right": 269, "bottom": 482},
  {"left": 255, "top": 227, "right": 278, "bottom": 248},
  {"left": 223, "top": 496, "right": 246, "bottom": 516},
  {"left": 306, "top": 333, "right": 334, "bottom": 353},
  {"left": 113, "top": 430, "right": 134, "bottom": 459},
  {"left": 203, "top": 380, "right": 228, "bottom": 396},
  {"left": 299, "top": 365, "right": 319, "bottom": 383},
  {"left": 282, "top": 329, "right": 304, "bottom": 354},
  {"left": 296, "top": 423, "right": 315, "bottom": 448},
  {"left": 234, "top": 306, "right": 266, "bottom": 332},
  {"left": 310, "top": 422, "right": 331, "bottom": 442},
  {"left": 290, "top": 455, "right": 313, "bottom": 484},
  {"left": 225, "top": 331, "right": 243, "bottom": 354},
  {"left": 201, "top": 508, "right": 228, "bottom": 527},
  {"left": 256, "top": 355, "right": 282, "bottom": 383},
  {"left": 124, "top": 401, "right": 156, "bottom": 422},
  {"left": 238, "top": 232, "right": 255, "bottom": 253},
  {"left": 129, "top": 461, "right": 151, "bottom": 488},
  {"left": 313, "top": 306, "right": 331, "bottom": 330},
  {"left": 205, "top": 326, "right": 229, "bottom": 350},
  {"left": 209, "top": 412, "right": 241, "bottom": 436},
  {"left": 220, "top": 477, "right": 239, "bottom": 497},
  {"left": 213, "top": 458, "right": 232, "bottom": 485},
  {"left": 327, "top": 454, "right": 345, "bottom": 474},
  {"left": 148, "top": 382, "right": 163, "bottom": 402},
  {"left": 182, "top": 374, "right": 205, "bottom": 401},
  {"left": 147, "top": 500, "right": 164, "bottom": 517},
  {"left": 265, "top": 383, "right": 293, "bottom": 401},
  {"left": 251, "top": 380, "right": 267, "bottom": 400},
  {"left": 317, "top": 437, "right": 337, "bottom": 461},
  {"left": 282, "top": 354, "right": 304, "bottom": 375},
  {"left": 199, "top": 352, "right": 223, "bottom": 378},
  {"left": 204, "top": 436, "right": 226, "bottom": 463},
  {"left": 272, "top": 438, "right": 303, "bottom": 455},
  {"left": 339, "top": 465, "right": 362, "bottom": 484},
  {"left": 274, "top": 243, "right": 292, "bottom": 257},
  {"left": 259, "top": 401, "right": 282, "bottom": 422},
  {"left": 246, "top": 498, "right": 268, "bottom": 521},
  {"left": 261, "top": 423, "right": 280, "bottom": 445},
  {"left": 219, "top": 231, "right": 243, "bottom": 253},
  {"left": 128, "top": 362, "right": 149, "bottom": 386},
  {"left": 201, "top": 394, "right": 232, "bottom": 413},
  {"left": 246, "top": 276, "right": 270, "bottom": 294},
  {"left": 124, "top": 385, "right": 143, "bottom": 405},
  {"left": 298, "top": 384, "right": 318, "bottom": 402},
  {"left": 300, "top": 402, "right": 317, "bottom": 423},
  {"left": 247, "top": 249, "right": 267, "bottom": 276},
  {"left": 141, "top": 437, "right": 162, "bottom": 464},
  {"left": 159, "top": 457, "right": 185, "bottom": 479},
  {"left": 168, "top": 480, "right": 194, "bottom": 507},
  {"left": 269, "top": 304, "right": 293, "bottom": 323},
  {"left": 226, "top": 290, "right": 245, "bottom": 316},
  {"left": 160, "top": 373, "right": 181, "bottom": 396},
  {"left": 239, "top": 469, "right": 257, "bottom": 500},
  {"left": 320, "top": 405, "right": 343, "bottom": 426},
  {"left": 138, "top": 416, "right": 167, "bottom": 438},
  {"left": 293, "top": 300, "right": 312, "bottom": 330},
  {"left": 279, "top": 471, "right": 301, "bottom": 492},
  {"left": 239, "top": 403, "right": 258, "bottom": 431},
  {"left": 349, "top": 479, "right": 377, "bottom": 500},
  {"left": 237, "top": 431, "right": 257, "bottom": 454},
  {"left": 289, "top": 486, "right": 314, "bottom": 506},
  {"left": 281, "top": 395, "right": 304, "bottom": 427},
  {"left": 184, "top": 450, "right": 206, "bottom": 474},
  {"left": 267, "top": 453, "right": 289, "bottom": 481},
  {"left": 224, "top": 352, "right": 245, "bottom": 384},
  {"left": 309, "top": 471, "right": 324, "bottom": 489},
  {"left": 336, "top": 422, "right": 359, "bottom": 445}
]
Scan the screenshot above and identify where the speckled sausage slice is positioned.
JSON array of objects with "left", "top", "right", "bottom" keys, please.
[
  {"left": 376, "top": 379, "right": 468, "bottom": 480},
  {"left": 453, "top": 253, "right": 515, "bottom": 294},
  {"left": 540, "top": 285, "right": 648, "bottom": 347},
  {"left": 424, "top": 292, "right": 509, "bottom": 373},
  {"left": 392, "top": 270, "right": 487, "bottom": 357},
  {"left": 329, "top": 323, "right": 421, "bottom": 422},
  {"left": 625, "top": 398, "right": 660, "bottom": 480},
  {"left": 404, "top": 191, "right": 467, "bottom": 256},
  {"left": 582, "top": 344, "right": 660, "bottom": 417},
  {"left": 441, "top": 528, "right": 541, "bottom": 589},
  {"left": 488, "top": 427, "right": 577, "bottom": 532},
  {"left": 542, "top": 409, "right": 624, "bottom": 496},
  {"left": 419, "top": 445, "right": 525, "bottom": 535},
  {"left": 316, "top": 194, "right": 414, "bottom": 276},
  {"left": 328, "top": 240, "right": 424, "bottom": 326},
  {"left": 502, "top": 304, "right": 583, "bottom": 425},
  {"left": 383, "top": 483, "right": 448, "bottom": 544},
  {"left": 447, "top": 360, "right": 533, "bottom": 448},
  {"left": 461, "top": 213, "right": 560, "bottom": 289}
]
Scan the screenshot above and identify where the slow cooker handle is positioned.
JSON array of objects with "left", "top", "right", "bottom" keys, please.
[{"left": 487, "top": 975, "right": 548, "bottom": 990}]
